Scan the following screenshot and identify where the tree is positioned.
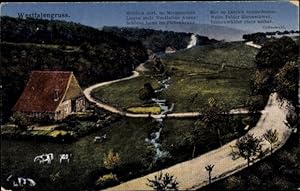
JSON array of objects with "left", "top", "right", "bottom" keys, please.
[
  {"left": 232, "top": 133, "right": 263, "bottom": 166},
  {"left": 146, "top": 171, "right": 179, "bottom": 191},
  {"left": 199, "top": 98, "right": 229, "bottom": 147},
  {"left": 187, "top": 121, "right": 206, "bottom": 158},
  {"left": 205, "top": 164, "right": 215, "bottom": 184},
  {"left": 253, "top": 69, "right": 275, "bottom": 95},
  {"left": 10, "top": 111, "right": 31, "bottom": 130},
  {"left": 246, "top": 95, "right": 266, "bottom": 113},
  {"left": 275, "top": 61, "right": 299, "bottom": 102},
  {"left": 139, "top": 83, "right": 155, "bottom": 101},
  {"left": 284, "top": 110, "right": 299, "bottom": 144},
  {"left": 255, "top": 37, "right": 298, "bottom": 70},
  {"left": 103, "top": 149, "right": 121, "bottom": 170},
  {"left": 263, "top": 129, "right": 279, "bottom": 154},
  {"left": 253, "top": 37, "right": 298, "bottom": 97}
]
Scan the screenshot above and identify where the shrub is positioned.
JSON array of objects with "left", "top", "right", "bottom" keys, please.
[
  {"left": 10, "top": 111, "right": 31, "bottom": 130},
  {"left": 95, "top": 173, "right": 119, "bottom": 188},
  {"left": 103, "top": 150, "right": 121, "bottom": 170},
  {"left": 146, "top": 171, "right": 179, "bottom": 191},
  {"left": 224, "top": 176, "right": 245, "bottom": 190}
]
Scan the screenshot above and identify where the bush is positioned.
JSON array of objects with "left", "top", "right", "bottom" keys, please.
[
  {"left": 257, "top": 162, "right": 273, "bottom": 179},
  {"left": 95, "top": 173, "right": 119, "bottom": 188},
  {"left": 103, "top": 150, "right": 121, "bottom": 170},
  {"left": 146, "top": 171, "right": 179, "bottom": 191},
  {"left": 10, "top": 111, "right": 31, "bottom": 130},
  {"left": 225, "top": 176, "right": 245, "bottom": 190}
]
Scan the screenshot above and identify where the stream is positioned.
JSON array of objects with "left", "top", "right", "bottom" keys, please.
[
  {"left": 145, "top": 76, "right": 174, "bottom": 160},
  {"left": 145, "top": 33, "right": 198, "bottom": 160}
]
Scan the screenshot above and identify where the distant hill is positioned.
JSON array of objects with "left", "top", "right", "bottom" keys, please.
[
  {"left": 1, "top": 16, "right": 148, "bottom": 122},
  {"left": 133, "top": 24, "right": 249, "bottom": 42},
  {"left": 162, "top": 41, "right": 259, "bottom": 69},
  {"left": 102, "top": 26, "right": 218, "bottom": 53}
]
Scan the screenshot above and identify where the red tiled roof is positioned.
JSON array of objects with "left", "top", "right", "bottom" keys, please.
[{"left": 12, "top": 71, "right": 72, "bottom": 112}]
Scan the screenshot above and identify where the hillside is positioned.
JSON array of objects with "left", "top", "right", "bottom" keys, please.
[
  {"left": 162, "top": 42, "right": 258, "bottom": 69},
  {"left": 1, "top": 16, "right": 148, "bottom": 123},
  {"left": 92, "top": 42, "right": 259, "bottom": 112},
  {"left": 134, "top": 24, "right": 249, "bottom": 41},
  {"left": 102, "top": 26, "right": 218, "bottom": 53}
]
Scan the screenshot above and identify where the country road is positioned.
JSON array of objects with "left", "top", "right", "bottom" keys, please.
[
  {"left": 105, "top": 93, "right": 292, "bottom": 190},
  {"left": 83, "top": 42, "right": 293, "bottom": 190},
  {"left": 83, "top": 71, "right": 140, "bottom": 115},
  {"left": 83, "top": 71, "right": 253, "bottom": 118}
]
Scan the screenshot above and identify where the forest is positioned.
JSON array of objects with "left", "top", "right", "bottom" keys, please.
[
  {"left": 103, "top": 26, "right": 218, "bottom": 53},
  {"left": 1, "top": 16, "right": 148, "bottom": 123}
]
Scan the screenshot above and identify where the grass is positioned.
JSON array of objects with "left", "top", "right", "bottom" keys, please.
[
  {"left": 31, "top": 130, "right": 52, "bottom": 136},
  {"left": 47, "top": 130, "right": 69, "bottom": 137},
  {"left": 1, "top": 113, "right": 261, "bottom": 191},
  {"left": 127, "top": 106, "right": 161, "bottom": 114},
  {"left": 92, "top": 42, "right": 257, "bottom": 112},
  {"left": 162, "top": 42, "right": 258, "bottom": 69},
  {"left": 200, "top": 134, "right": 300, "bottom": 191},
  {"left": 92, "top": 76, "right": 160, "bottom": 110},
  {"left": 161, "top": 68, "right": 253, "bottom": 112},
  {"left": 1, "top": 42, "right": 262, "bottom": 190},
  {"left": 1, "top": 118, "right": 156, "bottom": 191},
  {"left": 161, "top": 114, "right": 261, "bottom": 163}
]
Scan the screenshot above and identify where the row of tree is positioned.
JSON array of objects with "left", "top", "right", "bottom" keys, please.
[
  {"left": 242, "top": 30, "right": 300, "bottom": 44},
  {"left": 103, "top": 26, "right": 217, "bottom": 53}
]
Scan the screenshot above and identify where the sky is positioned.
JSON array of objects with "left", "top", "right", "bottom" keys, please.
[{"left": 0, "top": 1, "right": 298, "bottom": 33}]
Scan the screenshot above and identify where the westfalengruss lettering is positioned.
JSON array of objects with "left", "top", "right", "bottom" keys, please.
[{"left": 17, "top": 12, "right": 70, "bottom": 20}]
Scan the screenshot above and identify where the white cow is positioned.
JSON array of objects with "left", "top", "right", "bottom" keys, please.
[
  {"left": 94, "top": 134, "right": 107, "bottom": 143},
  {"left": 59, "top": 154, "right": 72, "bottom": 164},
  {"left": 33, "top": 153, "right": 54, "bottom": 164},
  {"left": 6, "top": 175, "right": 36, "bottom": 187}
]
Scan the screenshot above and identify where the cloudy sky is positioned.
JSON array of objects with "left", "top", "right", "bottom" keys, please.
[{"left": 1, "top": 1, "right": 298, "bottom": 32}]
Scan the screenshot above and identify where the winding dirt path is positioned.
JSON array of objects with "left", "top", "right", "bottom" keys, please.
[
  {"left": 83, "top": 71, "right": 140, "bottom": 115},
  {"left": 104, "top": 93, "right": 292, "bottom": 190},
  {"left": 83, "top": 71, "right": 252, "bottom": 118}
]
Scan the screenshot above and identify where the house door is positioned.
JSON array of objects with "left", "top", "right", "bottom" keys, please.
[{"left": 71, "top": 100, "right": 76, "bottom": 112}]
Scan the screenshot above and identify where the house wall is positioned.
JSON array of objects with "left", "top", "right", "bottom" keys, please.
[
  {"left": 64, "top": 75, "right": 83, "bottom": 101},
  {"left": 75, "top": 97, "right": 86, "bottom": 112},
  {"left": 23, "top": 112, "right": 55, "bottom": 121},
  {"left": 55, "top": 100, "right": 72, "bottom": 120}
]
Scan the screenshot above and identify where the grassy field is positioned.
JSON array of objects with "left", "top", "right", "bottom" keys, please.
[
  {"left": 162, "top": 42, "right": 258, "bottom": 69},
  {"left": 92, "top": 76, "right": 160, "bottom": 110},
  {"left": 2, "top": 113, "right": 260, "bottom": 190},
  {"left": 1, "top": 118, "right": 156, "bottom": 191},
  {"left": 160, "top": 61, "right": 254, "bottom": 111},
  {"left": 161, "top": 114, "right": 261, "bottom": 163},
  {"left": 92, "top": 42, "right": 258, "bottom": 112}
]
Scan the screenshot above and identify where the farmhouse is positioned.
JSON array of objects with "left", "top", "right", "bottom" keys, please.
[
  {"left": 12, "top": 71, "right": 87, "bottom": 121},
  {"left": 165, "top": 46, "right": 176, "bottom": 54}
]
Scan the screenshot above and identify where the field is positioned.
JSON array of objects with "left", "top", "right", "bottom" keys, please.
[
  {"left": 92, "top": 76, "right": 160, "bottom": 110},
  {"left": 92, "top": 42, "right": 258, "bottom": 112},
  {"left": 1, "top": 113, "right": 260, "bottom": 190},
  {"left": 2, "top": 42, "right": 262, "bottom": 190},
  {"left": 1, "top": 118, "right": 156, "bottom": 190}
]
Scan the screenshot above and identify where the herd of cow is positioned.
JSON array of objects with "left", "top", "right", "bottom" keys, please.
[
  {"left": 5, "top": 135, "right": 106, "bottom": 189},
  {"left": 5, "top": 153, "right": 72, "bottom": 189},
  {"left": 33, "top": 153, "right": 72, "bottom": 164}
]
